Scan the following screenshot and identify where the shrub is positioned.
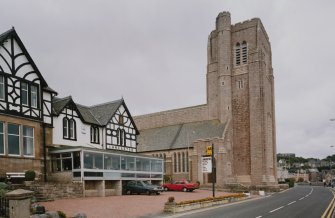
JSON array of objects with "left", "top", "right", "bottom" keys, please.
[
  {"left": 168, "top": 196, "right": 175, "bottom": 203},
  {"left": 58, "top": 211, "right": 66, "bottom": 218},
  {"left": 164, "top": 175, "right": 172, "bottom": 183},
  {"left": 25, "top": 170, "right": 36, "bottom": 181},
  {"left": 297, "top": 177, "right": 304, "bottom": 182}
]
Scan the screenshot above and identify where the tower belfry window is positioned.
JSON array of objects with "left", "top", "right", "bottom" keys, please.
[
  {"left": 235, "top": 43, "right": 241, "bottom": 65},
  {"left": 242, "top": 41, "right": 248, "bottom": 64}
]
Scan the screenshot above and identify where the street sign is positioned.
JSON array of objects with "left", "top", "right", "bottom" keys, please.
[
  {"left": 202, "top": 156, "right": 212, "bottom": 173},
  {"left": 206, "top": 146, "right": 212, "bottom": 156}
]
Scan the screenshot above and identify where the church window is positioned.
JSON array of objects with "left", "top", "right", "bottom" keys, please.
[
  {"left": 186, "top": 151, "right": 189, "bottom": 172},
  {"left": 90, "top": 126, "right": 99, "bottom": 144},
  {"left": 178, "top": 153, "right": 181, "bottom": 172},
  {"left": 238, "top": 80, "right": 244, "bottom": 89},
  {"left": 0, "top": 76, "right": 4, "bottom": 100},
  {"left": 21, "top": 82, "right": 28, "bottom": 106},
  {"left": 182, "top": 152, "right": 185, "bottom": 172},
  {"left": 242, "top": 41, "right": 248, "bottom": 64},
  {"left": 174, "top": 153, "right": 177, "bottom": 173},
  {"left": 235, "top": 43, "right": 241, "bottom": 65}
]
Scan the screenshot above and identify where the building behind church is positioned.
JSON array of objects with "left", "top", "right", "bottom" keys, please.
[{"left": 135, "top": 12, "right": 278, "bottom": 189}]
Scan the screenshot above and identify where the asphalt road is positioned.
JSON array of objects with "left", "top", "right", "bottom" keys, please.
[{"left": 173, "top": 186, "right": 334, "bottom": 218}]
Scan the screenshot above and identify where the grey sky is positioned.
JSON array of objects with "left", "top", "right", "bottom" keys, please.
[{"left": 1, "top": 0, "right": 335, "bottom": 158}]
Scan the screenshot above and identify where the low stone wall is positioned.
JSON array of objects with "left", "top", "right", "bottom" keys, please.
[
  {"left": 164, "top": 195, "right": 248, "bottom": 213},
  {"left": 28, "top": 182, "right": 84, "bottom": 200}
]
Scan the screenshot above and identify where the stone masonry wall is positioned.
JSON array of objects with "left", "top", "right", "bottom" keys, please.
[{"left": 29, "top": 182, "right": 83, "bottom": 200}]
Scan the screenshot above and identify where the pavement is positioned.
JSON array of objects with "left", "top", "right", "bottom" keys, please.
[{"left": 41, "top": 189, "right": 233, "bottom": 218}]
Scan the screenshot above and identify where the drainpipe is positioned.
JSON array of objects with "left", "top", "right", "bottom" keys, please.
[{"left": 42, "top": 123, "right": 47, "bottom": 182}]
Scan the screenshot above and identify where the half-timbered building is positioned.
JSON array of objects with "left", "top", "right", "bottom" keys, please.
[
  {"left": 0, "top": 28, "right": 163, "bottom": 196},
  {"left": 0, "top": 28, "right": 56, "bottom": 178}
]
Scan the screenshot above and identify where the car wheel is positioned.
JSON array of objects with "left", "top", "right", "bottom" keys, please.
[
  {"left": 156, "top": 192, "right": 160, "bottom": 195},
  {"left": 182, "top": 187, "right": 187, "bottom": 192},
  {"left": 164, "top": 187, "right": 169, "bottom": 191},
  {"left": 146, "top": 190, "right": 151, "bottom": 195},
  {"left": 189, "top": 189, "right": 194, "bottom": 192},
  {"left": 126, "top": 190, "right": 131, "bottom": 195}
]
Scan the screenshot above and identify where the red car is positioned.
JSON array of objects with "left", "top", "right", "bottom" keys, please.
[{"left": 162, "top": 180, "right": 198, "bottom": 192}]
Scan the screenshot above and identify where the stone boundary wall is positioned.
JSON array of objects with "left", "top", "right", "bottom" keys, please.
[
  {"left": 29, "top": 182, "right": 83, "bottom": 200},
  {"left": 134, "top": 104, "right": 209, "bottom": 130}
]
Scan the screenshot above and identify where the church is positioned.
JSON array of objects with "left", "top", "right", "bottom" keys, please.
[{"left": 135, "top": 12, "right": 278, "bottom": 189}]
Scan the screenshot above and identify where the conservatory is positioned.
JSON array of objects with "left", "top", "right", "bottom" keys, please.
[{"left": 49, "top": 147, "right": 163, "bottom": 196}]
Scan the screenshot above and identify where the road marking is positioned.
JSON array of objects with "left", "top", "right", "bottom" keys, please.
[
  {"left": 299, "top": 197, "right": 305, "bottom": 200},
  {"left": 287, "top": 201, "right": 296, "bottom": 205},
  {"left": 269, "top": 206, "right": 284, "bottom": 213},
  {"left": 255, "top": 216, "right": 262, "bottom": 218}
]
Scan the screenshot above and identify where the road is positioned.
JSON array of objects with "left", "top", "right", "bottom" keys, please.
[{"left": 173, "top": 186, "right": 334, "bottom": 218}]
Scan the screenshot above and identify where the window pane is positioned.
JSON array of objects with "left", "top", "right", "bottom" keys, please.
[
  {"left": 23, "top": 137, "right": 33, "bottom": 156},
  {"left": 21, "top": 83, "right": 28, "bottom": 105},
  {"left": 0, "top": 76, "right": 4, "bottom": 100},
  {"left": 23, "top": 126, "right": 33, "bottom": 137},
  {"left": 104, "top": 154, "right": 120, "bottom": 170},
  {"left": 31, "top": 85, "right": 38, "bottom": 108},
  {"left": 0, "top": 122, "right": 3, "bottom": 154},
  {"left": 0, "top": 134, "right": 3, "bottom": 154},
  {"left": 84, "top": 152, "right": 103, "bottom": 169},
  {"left": 63, "top": 119, "right": 68, "bottom": 138},
  {"left": 73, "top": 152, "right": 81, "bottom": 169},
  {"left": 62, "top": 158, "right": 72, "bottom": 171},
  {"left": 8, "top": 124, "right": 19, "bottom": 134},
  {"left": 8, "top": 135, "right": 20, "bottom": 155}
]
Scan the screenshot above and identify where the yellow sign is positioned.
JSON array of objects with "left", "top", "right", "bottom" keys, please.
[{"left": 206, "top": 146, "right": 212, "bottom": 156}]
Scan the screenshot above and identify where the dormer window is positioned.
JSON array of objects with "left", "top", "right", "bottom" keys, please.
[
  {"left": 90, "top": 126, "right": 99, "bottom": 144},
  {"left": 31, "top": 85, "right": 38, "bottom": 108},
  {"left": 63, "top": 117, "right": 76, "bottom": 140},
  {"left": 0, "top": 76, "right": 4, "bottom": 100},
  {"left": 21, "top": 83, "right": 28, "bottom": 106}
]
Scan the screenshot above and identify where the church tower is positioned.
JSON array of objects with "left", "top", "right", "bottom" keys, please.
[{"left": 207, "top": 12, "right": 277, "bottom": 186}]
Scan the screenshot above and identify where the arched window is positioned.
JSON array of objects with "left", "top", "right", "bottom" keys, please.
[
  {"left": 63, "top": 117, "right": 76, "bottom": 140},
  {"left": 163, "top": 154, "right": 166, "bottom": 173},
  {"left": 182, "top": 152, "right": 185, "bottom": 172},
  {"left": 174, "top": 153, "right": 177, "bottom": 173},
  {"left": 242, "top": 41, "right": 248, "bottom": 64},
  {"left": 90, "top": 126, "right": 99, "bottom": 144},
  {"left": 178, "top": 153, "right": 181, "bottom": 172},
  {"left": 235, "top": 42, "right": 241, "bottom": 65},
  {"left": 186, "top": 151, "right": 189, "bottom": 172}
]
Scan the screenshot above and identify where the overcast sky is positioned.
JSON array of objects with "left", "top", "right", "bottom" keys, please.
[{"left": 1, "top": 0, "right": 335, "bottom": 159}]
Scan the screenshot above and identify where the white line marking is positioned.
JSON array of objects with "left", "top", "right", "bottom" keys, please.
[
  {"left": 269, "top": 206, "right": 284, "bottom": 213},
  {"left": 287, "top": 201, "right": 296, "bottom": 205},
  {"left": 255, "top": 216, "right": 262, "bottom": 218},
  {"left": 299, "top": 197, "right": 305, "bottom": 200}
]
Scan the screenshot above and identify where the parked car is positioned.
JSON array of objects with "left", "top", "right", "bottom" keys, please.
[
  {"left": 162, "top": 180, "right": 199, "bottom": 192},
  {"left": 124, "top": 180, "right": 163, "bottom": 195}
]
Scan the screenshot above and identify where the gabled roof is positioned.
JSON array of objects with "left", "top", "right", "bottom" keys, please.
[
  {"left": 52, "top": 96, "right": 138, "bottom": 132},
  {"left": 0, "top": 28, "right": 57, "bottom": 94},
  {"left": 137, "top": 120, "right": 225, "bottom": 152}
]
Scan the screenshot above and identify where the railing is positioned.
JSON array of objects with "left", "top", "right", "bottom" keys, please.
[{"left": 0, "top": 197, "right": 9, "bottom": 218}]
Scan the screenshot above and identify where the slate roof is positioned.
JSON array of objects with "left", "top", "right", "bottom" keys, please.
[
  {"left": 137, "top": 120, "right": 225, "bottom": 152},
  {"left": 52, "top": 96, "right": 126, "bottom": 127}
]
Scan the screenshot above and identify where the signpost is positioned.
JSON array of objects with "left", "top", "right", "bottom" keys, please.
[
  {"left": 202, "top": 156, "right": 212, "bottom": 173},
  {"left": 211, "top": 143, "right": 215, "bottom": 197}
]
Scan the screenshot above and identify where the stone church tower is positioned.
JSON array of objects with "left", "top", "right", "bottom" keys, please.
[
  {"left": 206, "top": 12, "right": 277, "bottom": 185},
  {"left": 134, "top": 11, "right": 277, "bottom": 188}
]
